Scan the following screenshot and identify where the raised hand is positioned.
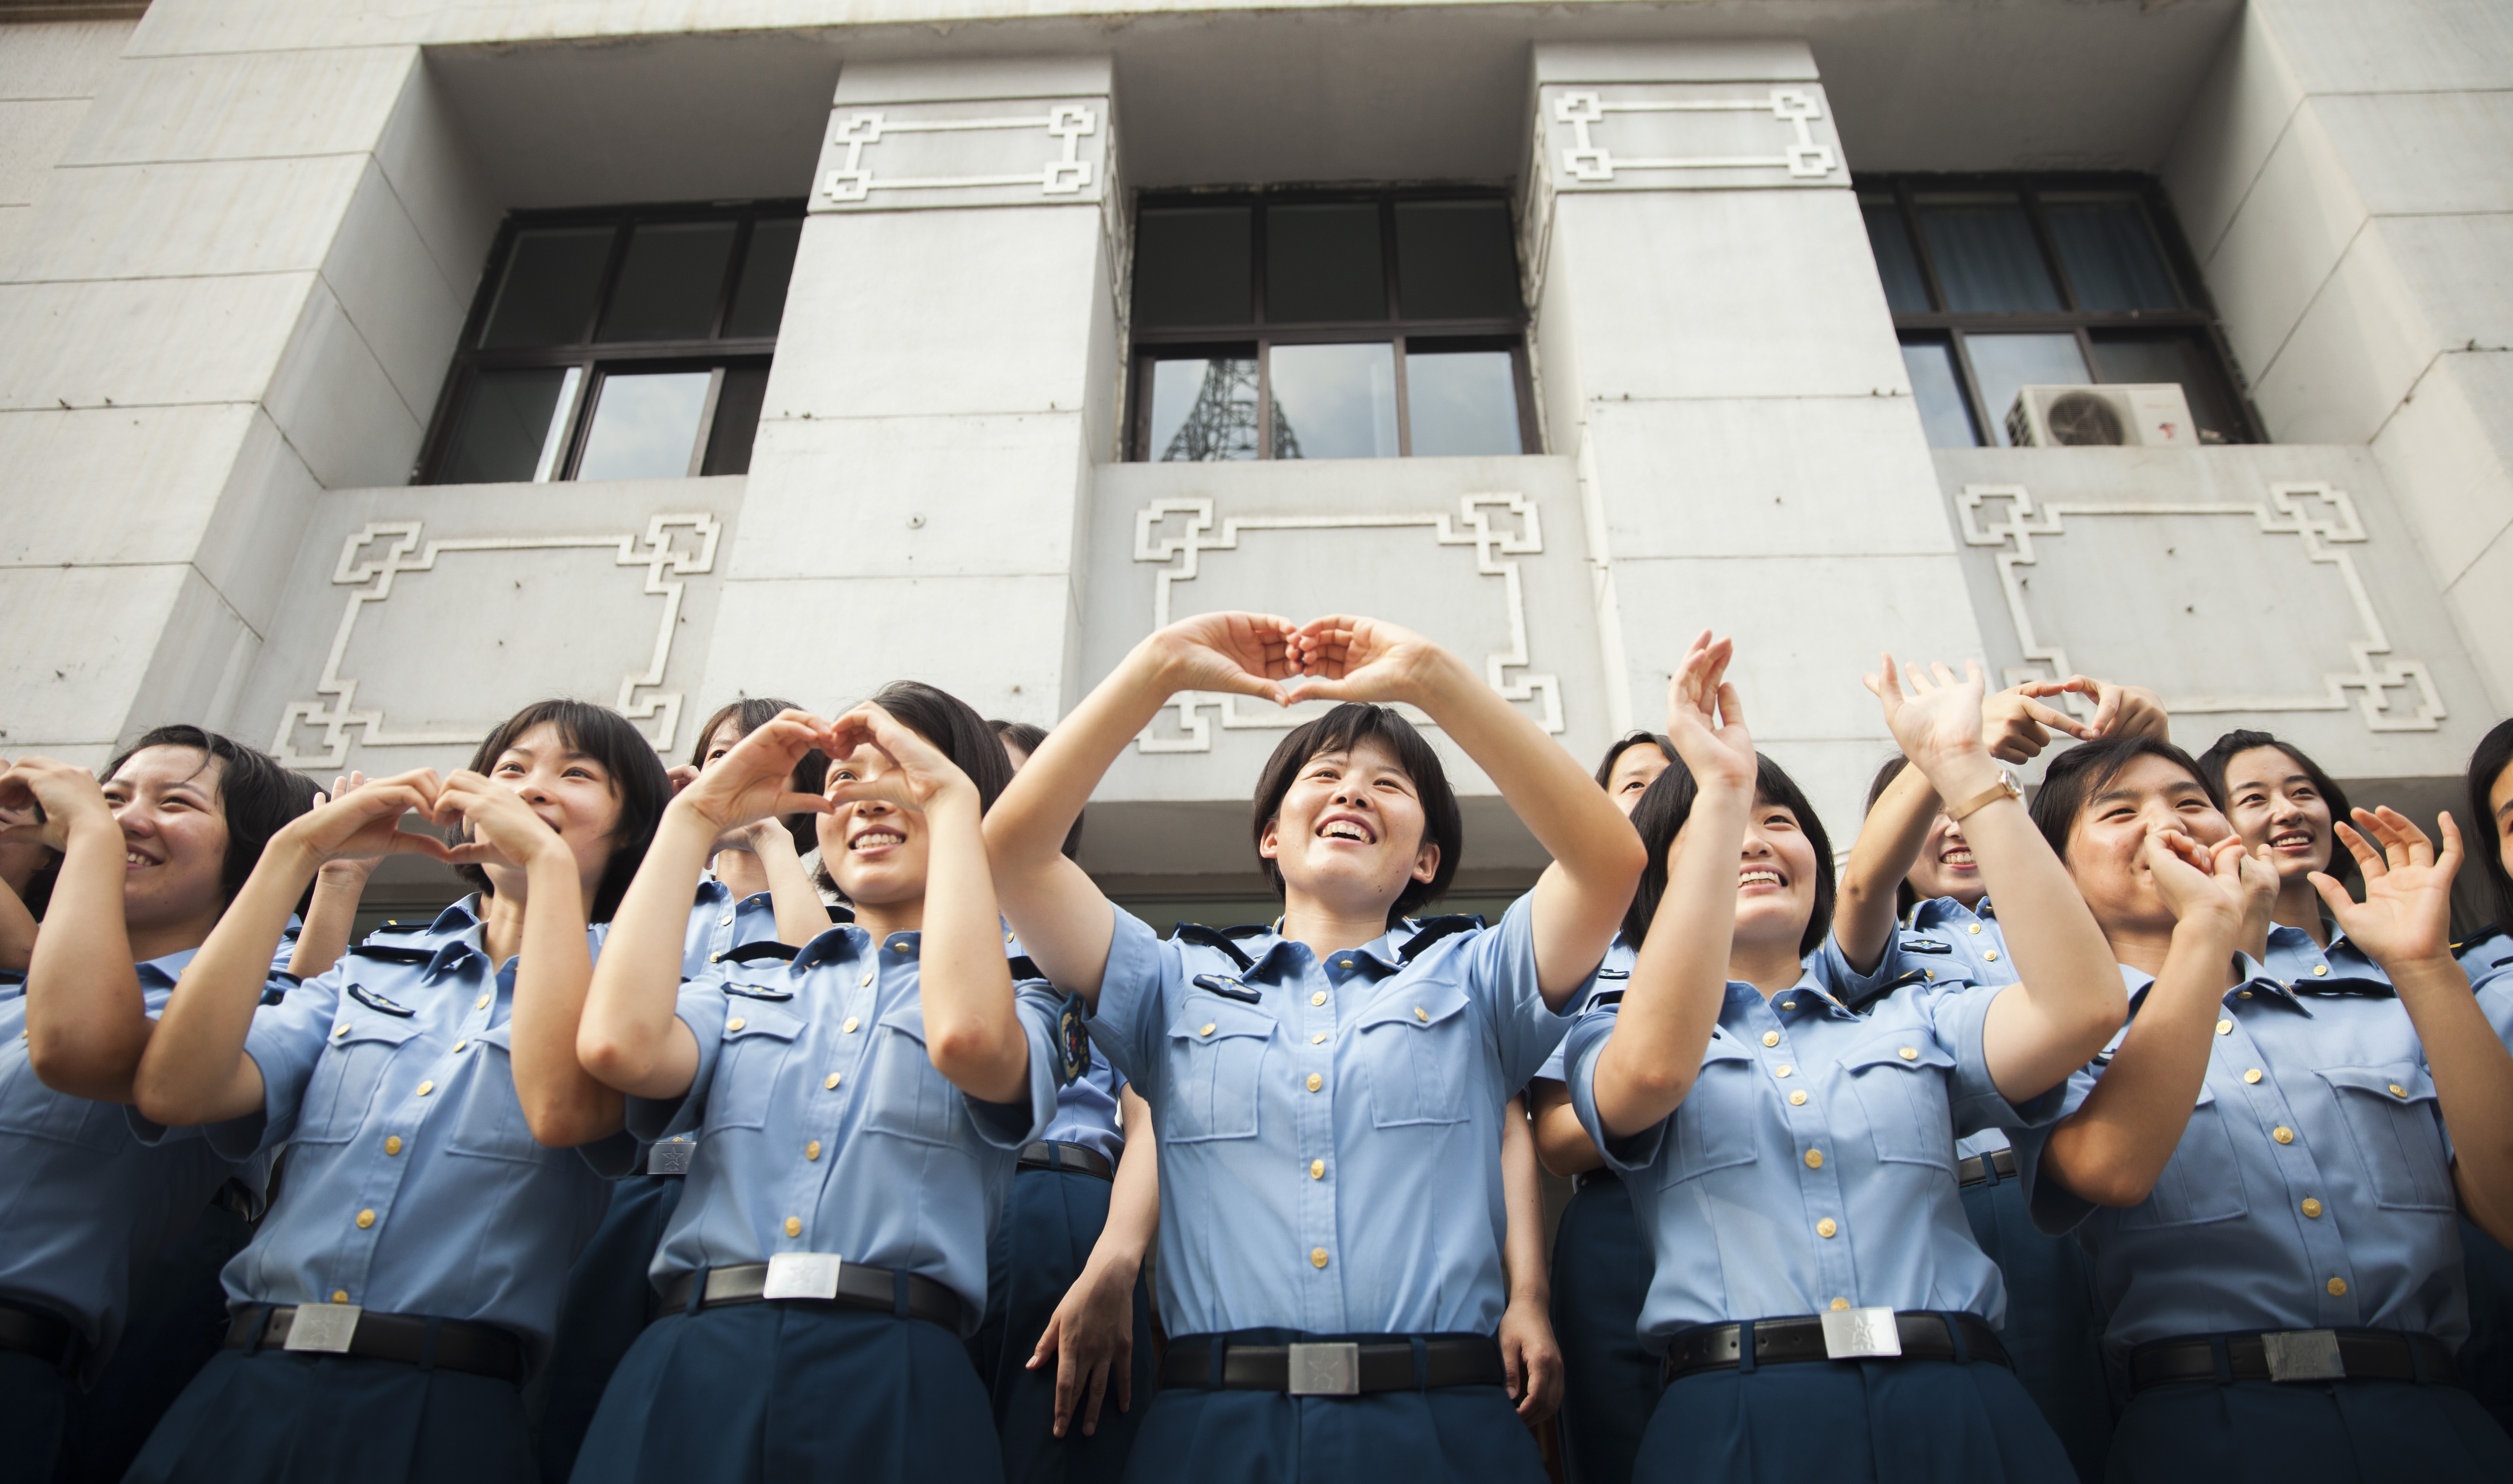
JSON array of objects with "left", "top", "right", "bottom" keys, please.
[
  {"left": 1661, "top": 631, "right": 1752, "bottom": 792},
  {"left": 1147, "top": 611, "right": 1301, "bottom": 706},
  {"left": 823, "top": 704, "right": 976, "bottom": 816},
  {"left": 0, "top": 757, "right": 112, "bottom": 849},
  {"left": 1865, "top": 654, "right": 1992, "bottom": 775},
  {"left": 673, "top": 711, "right": 836, "bottom": 836},
  {"left": 1285, "top": 614, "right": 1451, "bottom": 708},
  {"left": 434, "top": 771, "right": 569, "bottom": 871},
  {"left": 285, "top": 769, "right": 450, "bottom": 868},
  {"left": 2024, "top": 674, "right": 2168, "bottom": 741},
  {"left": 1981, "top": 682, "right": 2098, "bottom": 764},
  {"left": 2312, "top": 808, "right": 2464, "bottom": 970},
  {"left": 2143, "top": 828, "right": 2252, "bottom": 929}
]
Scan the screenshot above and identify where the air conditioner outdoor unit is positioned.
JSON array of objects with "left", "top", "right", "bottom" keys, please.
[{"left": 2005, "top": 384, "right": 2198, "bottom": 449}]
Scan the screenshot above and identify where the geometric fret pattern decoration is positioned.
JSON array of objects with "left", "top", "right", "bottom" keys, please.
[
  {"left": 1130, "top": 495, "right": 1564, "bottom": 753},
  {"left": 817, "top": 104, "right": 1101, "bottom": 207},
  {"left": 272, "top": 515, "right": 721, "bottom": 768},
  {"left": 1957, "top": 482, "right": 2446, "bottom": 732},
  {"left": 1552, "top": 88, "right": 1838, "bottom": 183}
]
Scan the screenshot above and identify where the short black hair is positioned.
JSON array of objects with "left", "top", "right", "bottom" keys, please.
[
  {"left": 104, "top": 725, "right": 321, "bottom": 907},
  {"left": 1251, "top": 703, "right": 1461, "bottom": 927},
  {"left": 1623, "top": 750, "right": 1835, "bottom": 957},
  {"left": 2029, "top": 734, "right": 2223, "bottom": 865},
  {"left": 991, "top": 719, "right": 1082, "bottom": 860},
  {"left": 2196, "top": 728, "right": 2355, "bottom": 885},
  {"left": 813, "top": 683, "right": 1013, "bottom": 897},
  {"left": 1593, "top": 731, "right": 1674, "bottom": 790},
  {"left": 1864, "top": 753, "right": 1922, "bottom": 919},
  {"left": 2468, "top": 719, "right": 2513, "bottom": 927},
  {"left": 691, "top": 695, "right": 826, "bottom": 856},
  {"left": 455, "top": 700, "right": 673, "bottom": 923}
]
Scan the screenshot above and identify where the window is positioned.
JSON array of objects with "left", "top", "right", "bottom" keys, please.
[
  {"left": 1128, "top": 193, "right": 1537, "bottom": 461},
  {"left": 419, "top": 202, "right": 803, "bottom": 484},
  {"left": 1860, "top": 176, "right": 2257, "bottom": 448}
]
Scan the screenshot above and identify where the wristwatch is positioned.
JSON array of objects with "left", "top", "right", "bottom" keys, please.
[{"left": 1944, "top": 771, "right": 2022, "bottom": 823}]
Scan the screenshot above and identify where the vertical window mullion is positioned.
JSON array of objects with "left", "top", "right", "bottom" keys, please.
[
  {"left": 2021, "top": 182, "right": 2082, "bottom": 314},
  {"left": 689, "top": 367, "right": 728, "bottom": 477},
  {"left": 1511, "top": 342, "right": 1542, "bottom": 455},
  {"left": 1390, "top": 334, "right": 1413, "bottom": 458},
  {"left": 1257, "top": 337, "right": 1274, "bottom": 461},
  {"left": 708, "top": 213, "right": 752, "bottom": 342},
  {"left": 556, "top": 359, "right": 601, "bottom": 480},
  {"left": 1899, "top": 179, "right": 1954, "bottom": 315},
  {"left": 1948, "top": 329, "right": 1998, "bottom": 448},
  {"left": 581, "top": 218, "right": 633, "bottom": 345}
]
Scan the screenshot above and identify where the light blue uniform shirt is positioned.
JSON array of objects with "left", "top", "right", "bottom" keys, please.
[
  {"left": 1887, "top": 898, "right": 2017, "bottom": 1160},
  {"left": 2015, "top": 959, "right": 2511, "bottom": 1351},
  {"left": 159, "top": 898, "right": 637, "bottom": 1365},
  {"left": 1533, "top": 934, "right": 1636, "bottom": 1085},
  {"left": 681, "top": 870, "right": 790, "bottom": 979},
  {"left": 1566, "top": 960, "right": 2058, "bottom": 1341},
  {"left": 2458, "top": 925, "right": 2513, "bottom": 990},
  {"left": 1089, "top": 892, "right": 1573, "bottom": 1338},
  {"left": 2262, "top": 921, "right": 2389, "bottom": 994},
  {"left": 0, "top": 951, "right": 254, "bottom": 1376},
  {"left": 636, "top": 924, "right": 1064, "bottom": 1330},
  {"left": 1039, "top": 1053, "right": 1126, "bottom": 1164}
]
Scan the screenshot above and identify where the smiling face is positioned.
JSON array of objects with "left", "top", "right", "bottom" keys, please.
[
  {"left": 1906, "top": 812, "right": 1983, "bottom": 907},
  {"left": 485, "top": 721, "right": 624, "bottom": 895},
  {"left": 698, "top": 719, "right": 745, "bottom": 773},
  {"left": 101, "top": 745, "right": 231, "bottom": 932},
  {"left": 1605, "top": 744, "right": 1669, "bottom": 818},
  {"left": 1259, "top": 738, "right": 1439, "bottom": 920},
  {"left": 817, "top": 742, "right": 931, "bottom": 908},
  {"left": 1732, "top": 792, "right": 1822, "bottom": 956},
  {"left": 2222, "top": 745, "right": 2334, "bottom": 884},
  {"left": 2062, "top": 752, "right": 2234, "bottom": 934},
  {"left": 2491, "top": 761, "right": 2513, "bottom": 894}
]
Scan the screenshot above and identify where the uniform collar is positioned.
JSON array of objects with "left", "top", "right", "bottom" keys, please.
[
  {"left": 1910, "top": 894, "right": 1994, "bottom": 931},
  {"left": 2117, "top": 954, "right": 2305, "bottom": 1018},
  {"left": 1726, "top": 967, "right": 1862, "bottom": 1022},
  {"left": 136, "top": 946, "right": 202, "bottom": 986},
  {"left": 1240, "top": 923, "right": 1407, "bottom": 981}
]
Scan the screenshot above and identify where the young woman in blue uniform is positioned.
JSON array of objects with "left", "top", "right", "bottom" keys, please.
[
  {"left": 1568, "top": 641, "right": 2127, "bottom": 1484},
  {"left": 116, "top": 699, "right": 668, "bottom": 1484},
  {"left": 1527, "top": 732, "right": 1666, "bottom": 1484},
  {"left": 570, "top": 684, "right": 1067, "bottom": 1484},
  {"left": 2459, "top": 719, "right": 2513, "bottom": 1436},
  {"left": 983, "top": 611, "right": 1646, "bottom": 1484},
  {"left": 1829, "top": 678, "right": 2161, "bottom": 1484},
  {"left": 2016, "top": 733, "right": 2513, "bottom": 1481},
  {"left": 2196, "top": 730, "right": 2385, "bottom": 991},
  {"left": 0, "top": 730, "right": 316, "bottom": 1484},
  {"left": 533, "top": 696, "right": 833, "bottom": 1482},
  {"left": 973, "top": 718, "right": 1162, "bottom": 1484}
]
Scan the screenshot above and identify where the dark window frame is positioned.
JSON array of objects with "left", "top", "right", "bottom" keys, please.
[
  {"left": 416, "top": 199, "right": 804, "bottom": 485},
  {"left": 1862, "top": 172, "right": 2263, "bottom": 446},
  {"left": 1126, "top": 188, "right": 1541, "bottom": 461}
]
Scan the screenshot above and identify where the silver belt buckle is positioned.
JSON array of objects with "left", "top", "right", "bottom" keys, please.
[
  {"left": 2263, "top": 1329, "right": 2345, "bottom": 1383},
  {"left": 1286, "top": 1341, "right": 1360, "bottom": 1396},
  {"left": 761, "top": 1252, "right": 844, "bottom": 1301},
  {"left": 1819, "top": 1307, "right": 1904, "bottom": 1360},
  {"left": 647, "top": 1140, "right": 693, "bottom": 1175},
  {"left": 281, "top": 1302, "right": 361, "bottom": 1354}
]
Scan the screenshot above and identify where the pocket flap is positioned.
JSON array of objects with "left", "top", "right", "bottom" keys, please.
[
  {"left": 2318, "top": 1063, "right": 2436, "bottom": 1105},
  {"left": 1168, "top": 999, "right": 1278, "bottom": 1045},
  {"left": 1357, "top": 980, "right": 1471, "bottom": 1032},
  {"left": 1700, "top": 1033, "right": 1755, "bottom": 1066},
  {"left": 1839, "top": 1033, "right": 1954, "bottom": 1074},
  {"left": 329, "top": 1015, "right": 421, "bottom": 1050},
  {"left": 874, "top": 1004, "right": 927, "bottom": 1046},
  {"left": 723, "top": 1003, "right": 805, "bottom": 1044}
]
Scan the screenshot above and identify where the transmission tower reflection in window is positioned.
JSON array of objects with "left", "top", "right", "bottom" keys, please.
[{"left": 1147, "top": 357, "right": 1298, "bottom": 461}]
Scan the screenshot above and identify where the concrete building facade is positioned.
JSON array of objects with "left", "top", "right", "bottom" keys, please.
[{"left": 1, "top": 0, "right": 2507, "bottom": 925}]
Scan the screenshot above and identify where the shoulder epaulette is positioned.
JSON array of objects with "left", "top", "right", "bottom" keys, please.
[
  {"left": 2451, "top": 922, "right": 2509, "bottom": 957},
  {"left": 719, "top": 940, "right": 799, "bottom": 965},
  {"left": 1399, "top": 914, "right": 1485, "bottom": 962},
  {"left": 349, "top": 942, "right": 436, "bottom": 965},
  {"left": 825, "top": 902, "right": 856, "bottom": 923},
  {"left": 1842, "top": 966, "right": 1931, "bottom": 1014},
  {"left": 1585, "top": 988, "right": 1625, "bottom": 1011},
  {"left": 369, "top": 919, "right": 433, "bottom": 934},
  {"left": 1173, "top": 923, "right": 1256, "bottom": 972}
]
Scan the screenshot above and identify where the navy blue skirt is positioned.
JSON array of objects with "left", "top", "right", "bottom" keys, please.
[
  {"left": 2457, "top": 1216, "right": 2513, "bottom": 1439},
  {"left": 1959, "top": 1164, "right": 2114, "bottom": 1481},
  {"left": 972, "top": 1166, "right": 1155, "bottom": 1484},
  {"left": 123, "top": 1346, "right": 536, "bottom": 1484},
  {"left": 1638, "top": 1351, "right": 2071, "bottom": 1484},
  {"left": 0, "top": 1351, "right": 72, "bottom": 1484},
  {"left": 529, "top": 1172, "right": 683, "bottom": 1482},
  {"left": 1549, "top": 1175, "right": 1657, "bottom": 1484},
  {"left": 2105, "top": 1374, "right": 2513, "bottom": 1482},
  {"left": 570, "top": 1300, "right": 1001, "bottom": 1484},
  {"left": 63, "top": 1199, "right": 254, "bottom": 1484}
]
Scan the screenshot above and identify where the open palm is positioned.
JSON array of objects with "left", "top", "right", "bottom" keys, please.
[
  {"left": 295, "top": 769, "right": 450, "bottom": 865},
  {"left": 1663, "top": 631, "right": 1752, "bottom": 791},
  {"left": 823, "top": 705, "right": 972, "bottom": 816},
  {"left": 1151, "top": 612, "right": 1300, "bottom": 704},
  {"left": 1287, "top": 614, "right": 1444, "bottom": 707},
  {"left": 1866, "top": 654, "right": 1990, "bottom": 769},
  {"left": 2314, "top": 807, "right": 2462, "bottom": 968},
  {"left": 679, "top": 712, "right": 836, "bottom": 835}
]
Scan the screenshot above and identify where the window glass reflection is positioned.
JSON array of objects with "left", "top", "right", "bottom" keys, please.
[
  {"left": 1966, "top": 333, "right": 2091, "bottom": 445},
  {"left": 575, "top": 370, "right": 714, "bottom": 480},
  {"left": 480, "top": 227, "right": 612, "bottom": 348},
  {"left": 1393, "top": 201, "right": 1519, "bottom": 320},
  {"left": 1406, "top": 349, "right": 1522, "bottom": 456},
  {"left": 1148, "top": 358, "right": 1262, "bottom": 461},
  {"left": 2045, "top": 196, "right": 2181, "bottom": 312},
  {"left": 1137, "top": 208, "right": 1254, "bottom": 328},
  {"left": 1916, "top": 194, "right": 2063, "bottom": 313},
  {"left": 1269, "top": 343, "right": 1397, "bottom": 459},
  {"left": 441, "top": 367, "right": 579, "bottom": 483},
  {"left": 723, "top": 219, "right": 801, "bottom": 339},
  {"left": 1267, "top": 205, "right": 1386, "bottom": 323},
  {"left": 1900, "top": 341, "right": 1979, "bottom": 449},
  {"left": 1862, "top": 199, "right": 1933, "bottom": 314},
  {"left": 599, "top": 221, "right": 738, "bottom": 342}
]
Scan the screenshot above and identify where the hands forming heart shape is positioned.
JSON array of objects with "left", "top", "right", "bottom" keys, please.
[{"left": 1150, "top": 611, "right": 1449, "bottom": 711}]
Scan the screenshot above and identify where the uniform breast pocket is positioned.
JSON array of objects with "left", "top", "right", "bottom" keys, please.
[
  {"left": 1840, "top": 1034, "right": 1958, "bottom": 1170},
  {"left": 443, "top": 1027, "right": 546, "bottom": 1164},
  {"left": 1666, "top": 1042, "right": 1761, "bottom": 1186},
  {"left": 707, "top": 1005, "right": 803, "bottom": 1133},
  {"left": 1358, "top": 982, "right": 1474, "bottom": 1129},
  {"left": 0, "top": 1041, "right": 129, "bottom": 1153},
  {"left": 294, "top": 1017, "right": 421, "bottom": 1145},
  {"left": 1165, "top": 1000, "right": 1276, "bottom": 1143},
  {"left": 2321, "top": 1064, "right": 2456, "bottom": 1212},
  {"left": 862, "top": 1009, "right": 960, "bottom": 1148},
  {"left": 2119, "top": 1083, "right": 2249, "bottom": 1229}
]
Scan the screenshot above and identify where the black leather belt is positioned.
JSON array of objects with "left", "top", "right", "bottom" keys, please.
[
  {"left": 1161, "top": 1333, "right": 1506, "bottom": 1394},
  {"left": 1957, "top": 1147, "right": 2019, "bottom": 1188},
  {"left": 657, "top": 1261, "right": 967, "bottom": 1332},
  {"left": 1019, "top": 1140, "right": 1114, "bottom": 1181},
  {"left": 1572, "top": 1167, "right": 1622, "bottom": 1193},
  {"left": 2130, "top": 1329, "right": 2460, "bottom": 1393},
  {"left": 225, "top": 1305, "right": 525, "bottom": 1385},
  {"left": 0, "top": 1298, "right": 78, "bottom": 1369},
  {"left": 1664, "top": 1311, "right": 2011, "bottom": 1384}
]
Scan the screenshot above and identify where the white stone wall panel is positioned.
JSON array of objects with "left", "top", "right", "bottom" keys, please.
[
  {"left": 321, "top": 157, "right": 468, "bottom": 423},
  {"left": 0, "top": 270, "right": 315, "bottom": 411},
  {"left": 261, "top": 277, "right": 425, "bottom": 490},
  {"left": 0, "top": 155, "right": 366, "bottom": 283},
  {"left": 59, "top": 47, "right": 418, "bottom": 167},
  {"left": 2204, "top": 101, "right": 2366, "bottom": 383}
]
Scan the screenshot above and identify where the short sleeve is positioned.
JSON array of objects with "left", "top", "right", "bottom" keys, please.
[
  {"left": 962, "top": 980, "right": 1065, "bottom": 1150},
  {"left": 1565, "top": 999, "right": 1667, "bottom": 1174},
  {"left": 627, "top": 980, "right": 733, "bottom": 1143},
  {"left": 1458, "top": 892, "right": 1576, "bottom": 1092},
  {"left": 1924, "top": 979, "right": 2068, "bottom": 1139},
  {"left": 1087, "top": 905, "right": 1176, "bottom": 1096},
  {"left": 1811, "top": 926, "right": 1905, "bottom": 1007},
  {"left": 2011, "top": 1066, "right": 2101, "bottom": 1235},
  {"left": 225, "top": 967, "right": 349, "bottom": 1159}
]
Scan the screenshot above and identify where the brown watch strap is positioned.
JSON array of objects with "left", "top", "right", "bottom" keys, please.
[{"left": 1944, "top": 774, "right": 2020, "bottom": 823}]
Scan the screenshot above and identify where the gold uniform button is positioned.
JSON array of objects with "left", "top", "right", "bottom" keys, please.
[
  {"left": 2274, "top": 1126, "right": 2295, "bottom": 1145},
  {"left": 1816, "top": 1218, "right": 1838, "bottom": 1238},
  {"left": 355, "top": 1209, "right": 375, "bottom": 1229},
  {"left": 416, "top": 1080, "right": 434, "bottom": 1097},
  {"left": 384, "top": 1136, "right": 402, "bottom": 1156},
  {"left": 453, "top": 1040, "right": 467, "bottom": 1053},
  {"left": 2244, "top": 1069, "right": 2263, "bottom": 1084},
  {"left": 2327, "top": 1277, "right": 2348, "bottom": 1297},
  {"left": 1762, "top": 1031, "right": 1781, "bottom": 1047},
  {"left": 720, "top": 915, "right": 734, "bottom": 928},
  {"left": 1312, "top": 992, "right": 1328, "bottom": 1007},
  {"left": 476, "top": 994, "right": 491, "bottom": 1010},
  {"left": 1311, "top": 1247, "right": 1331, "bottom": 1269},
  {"left": 2313, "top": 964, "right": 2329, "bottom": 977},
  {"left": 334, "top": 1024, "right": 350, "bottom": 1038},
  {"left": 1339, "top": 959, "right": 1354, "bottom": 969},
  {"left": 1983, "top": 949, "right": 2001, "bottom": 962},
  {"left": 1898, "top": 1047, "right": 1918, "bottom": 1060},
  {"left": 1413, "top": 1007, "right": 1427, "bottom": 1022},
  {"left": 2389, "top": 1083, "right": 2408, "bottom": 1098},
  {"left": 1781, "top": 1001, "right": 1796, "bottom": 1010},
  {"left": 824, "top": 1073, "right": 841, "bottom": 1090},
  {"left": 332, "top": 1290, "right": 349, "bottom": 1303},
  {"left": 1967, "top": 923, "right": 1982, "bottom": 935},
  {"left": 709, "top": 953, "right": 722, "bottom": 963},
  {"left": 1805, "top": 1149, "right": 1824, "bottom": 1169},
  {"left": 1789, "top": 1090, "right": 1808, "bottom": 1106},
  {"left": 843, "top": 1017, "right": 860, "bottom": 1033},
  {"left": 1776, "top": 1065, "right": 1794, "bottom": 1079},
  {"left": 1199, "top": 1023, "right": 1216, "bottom": 1037},
  {"left": 727, "top": 1018, "right": 747, "bottom": 1032},
  {"left": 785, "top": 1217, "right": 802, "bottom": 1238},
  {"left": 2302, "top": 1198, "right": 2324, "bottom": 1219},
  {"left": 1312, "top": 1033, "right": 1327, "bottom": 1045},
  {"left": 1310, "top": 1159, "right": 1325, "bottom": 1179},
  {"left": 1829, "top": 1298, "right": 1851, "bottom": 1311},
  {"left": 1306, "top": 1074, "right": 1324, "bottom": 1093},
  {"left": 2216, "top": 1019, "right": 2233, "bottom": 1036},
  {"left": 806, "top": 1140, "right": 822, "bottom": 1161},
  {"left": 2239, "top": 990, "right": 2254, "bottom": 999},
  {"left": 1005, "top": 931, "right": 1016, "bottom": 944},
  {"left": 860, "top": 973, "right": 873, "bottom": 988}
]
